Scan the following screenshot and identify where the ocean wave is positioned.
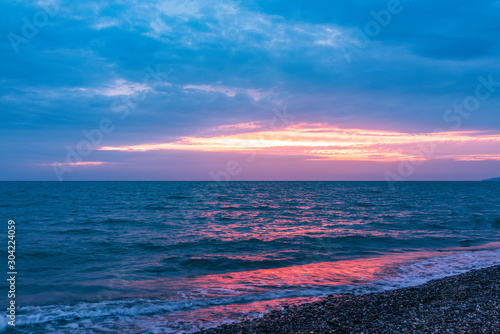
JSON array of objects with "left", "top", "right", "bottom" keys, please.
[
  {"left": 10, "top": 247, "right": 500, "bottom": 333},
  {"left": 370, "top": 248, "right": 500, "bottom": 292},
  {"left": 10, "top": 293, "right": 319, "bottom": 331}
]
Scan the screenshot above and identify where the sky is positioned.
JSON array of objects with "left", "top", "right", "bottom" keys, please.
[{"left": 1, "top": 0, "right": 500, "bottom": 181}]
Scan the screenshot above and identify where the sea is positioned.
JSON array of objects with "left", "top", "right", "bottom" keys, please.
[{"left": 1, "top": 181, "right": 499, "bottom": 333}]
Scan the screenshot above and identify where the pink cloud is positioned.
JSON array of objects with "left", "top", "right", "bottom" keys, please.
[{"left": 98, "top": 123, "right": 500, "bottom": 162}]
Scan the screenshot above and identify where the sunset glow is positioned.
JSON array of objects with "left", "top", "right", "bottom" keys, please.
[
  {"left": 99, "top": 123, "right": 500, "bottom": 162},
  {"left": 39, "top": 162, "right": 105, "bottom": 166}
]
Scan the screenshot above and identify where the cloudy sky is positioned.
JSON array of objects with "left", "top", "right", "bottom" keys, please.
[{"left": 2, "top": 0, "right": 500, "bottom": 180}]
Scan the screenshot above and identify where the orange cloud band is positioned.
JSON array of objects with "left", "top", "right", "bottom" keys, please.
[{"left": 99, "top": 123, "right": 500, "bottom": 162}]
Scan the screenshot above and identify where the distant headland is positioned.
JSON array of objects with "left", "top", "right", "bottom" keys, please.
[{"left": 483, "top": 177, "right": 500, "bottom": 181}]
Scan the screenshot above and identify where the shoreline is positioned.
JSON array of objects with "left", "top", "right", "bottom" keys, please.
[{"left": 197, "top": 265, "right": 500, "bottom": 333}]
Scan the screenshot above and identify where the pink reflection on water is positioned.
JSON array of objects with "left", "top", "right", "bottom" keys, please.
[
  {"left": 189, "top": 243, "right": 500, "bottom": 297},
  {"left": 189, "top": 255, "right": 402, "bottom": 294},
  {"left": 113, "top": 244, "right": 500, "bottom": 333}
]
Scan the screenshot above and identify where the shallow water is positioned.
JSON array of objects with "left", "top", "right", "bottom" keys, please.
[{"left": 1, "top": 181, "right": 499, "bottom": 333}]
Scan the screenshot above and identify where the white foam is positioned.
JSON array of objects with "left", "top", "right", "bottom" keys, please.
[{"left": 370, "top": 248, "right": 500, "bottom": 292}]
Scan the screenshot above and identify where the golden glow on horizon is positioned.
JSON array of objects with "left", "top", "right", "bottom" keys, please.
[
  {"left": 98, "top": 123, "right": 500, "bottom": 162},
  {"left": 40, "top": 162, "right": 105, "bottom": 166}
]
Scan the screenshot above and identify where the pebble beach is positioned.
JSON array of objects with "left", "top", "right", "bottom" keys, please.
[{"left": 198, "top": 265, "right": 500, "bottom": 334}]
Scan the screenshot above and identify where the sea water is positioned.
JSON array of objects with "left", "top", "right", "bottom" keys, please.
[{"left": 1, "top": 181, "right": 499, "bottom": 333}]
